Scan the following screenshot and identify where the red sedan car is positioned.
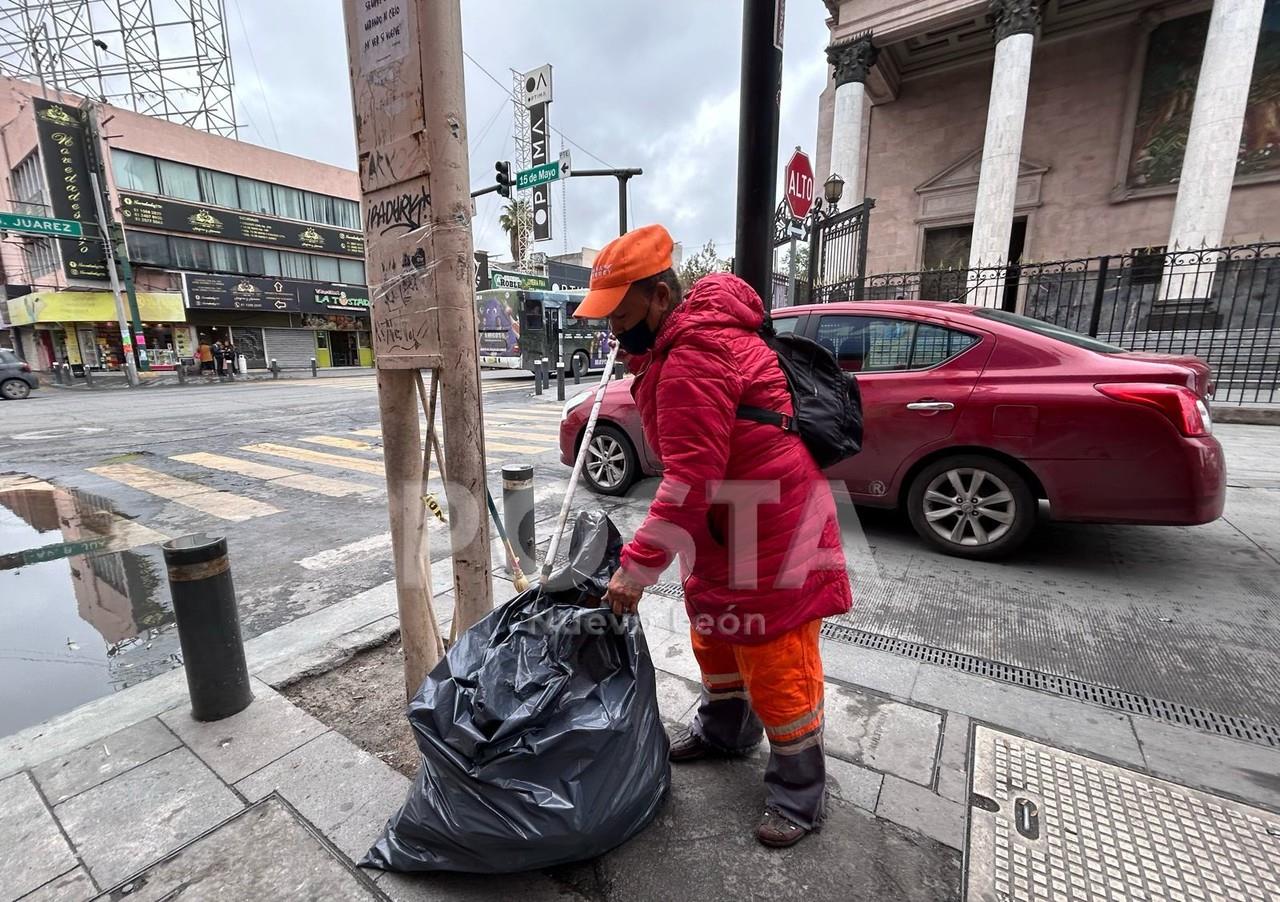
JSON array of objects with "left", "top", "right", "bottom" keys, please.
[{"left": 559, "top": 302, "right": 1225, "bottom": 559}]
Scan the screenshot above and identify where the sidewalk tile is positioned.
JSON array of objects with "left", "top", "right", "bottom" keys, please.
[
  {"left": 647, "top": 631, "right": 702, "bottom": 684},
  {"left": 910, "top": 666, "right": 1145, "bottom": 768},
  {"left": 13, "top": 867, "right": 94, "bottom": 902},
  {"left": 159, "top": 685, "right": 327, "bottom": 783},
  {"left": 374, "top": 870, "right": 591, "bottom": 902},
  {"left": 90, "top": 796, "right": 383, "bottom": 901},
  {"left": 235, "top": 730, "right": 409, "bottom": 861},
  {"left": 31, "top": 719, "right": 179, "bottom": 805},
  {"left": 54, "top": 747, "right": 242, "bottom": 888},
  {"left": 825, "top": 755, "right": 882, "bottom": 811},
  {"left": 654, "top": 671, "right": 700, "bottom": 726},
  {"left": 1132, "top": 718, "right": 1280, "bottom": 810},
  {"left": 820, "top": 640, "right": 921, "bottom": 697},
  {"left": 0, "top": 773, "right": 78, "bottom": 901},
  {"left": 875, "top": 775, "right": 966, "bottom": 850},
  {"left": 824, "top": 684, "right": 941, "bottom": 786},
  {"left": 935, "top": 714, "right": 970, "bottom": 804}
]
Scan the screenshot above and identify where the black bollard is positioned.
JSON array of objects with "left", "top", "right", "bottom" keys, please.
[
  {"left": 311, "top": 357, "right": 318, "bottom": 378},
  {"left": 501, "top": 464, "right": 537, "bottom": 574},
  {"left": 556, "top": 361, "right": 565, "bottom": 401},
  {"left": 613, "top": 361, "right": 626, "bottom": 379},
  {"left": 162, "top": 534, "right": 253, "bottom": 721},
  {"left": 83, "top": 366, "right": 93, "bottom": 387},
  {"left": 176, "top": 362, "right": 186, "bottom": 385},
  {"left": 271, "top": 359, "right": 280, "bottom": 379},
  {"left": 534, "top": 359, "right": 544, "bottom": 396}
]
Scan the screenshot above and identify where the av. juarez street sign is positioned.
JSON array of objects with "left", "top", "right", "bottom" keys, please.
[{"left": 0, "top": 211, "right": 83, "bottom": 238}]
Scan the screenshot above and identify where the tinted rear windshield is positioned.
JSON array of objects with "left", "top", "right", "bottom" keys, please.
[
  {"left": 0, "top": 350, "right": 17, "bottom": 364},
  {"left": 973, "top": 309, "right": 1127, "bottom": 354}
]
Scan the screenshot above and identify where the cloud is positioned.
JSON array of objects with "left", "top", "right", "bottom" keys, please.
[{"left": 225, "top": 0, "right": 831, "bottom": 259}]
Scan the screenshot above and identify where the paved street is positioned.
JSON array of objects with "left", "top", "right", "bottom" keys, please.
[{"left": 2, "top": 375, "right": 1278, "bottom": 744}]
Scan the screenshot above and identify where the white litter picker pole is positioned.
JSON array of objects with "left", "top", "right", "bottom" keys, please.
[{"left": 541, "top": 341, "right": 620, "bottom": 583}]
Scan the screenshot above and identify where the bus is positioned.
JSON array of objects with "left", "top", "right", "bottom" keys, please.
[{"left": 475, "top": 288, "right": 610, "bottom": 377}]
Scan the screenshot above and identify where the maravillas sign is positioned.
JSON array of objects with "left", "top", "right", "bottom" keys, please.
[
  {"left": 181, "top": 273, "right": 370, "bottom": 315},
  {"left": 119, "top": 193, "right": 365, "bottom": 258},
  {"left": 33, "top": 99, "right": 109, "bottom": 282}
]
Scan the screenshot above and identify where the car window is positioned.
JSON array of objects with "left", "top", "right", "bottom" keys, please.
[
  {"left": 772, "top": 316, "right": 800, "bottom": 335},
  {"left": 0, "top": 350, "right": 16, "bottom": 365},
  {"left": 911, "top": 323, "right": 978, "bottom": 368},
  {"left": 816, "top": 315, "right": 977, "bottom": 372},
  {"left": 973, "top": 308, "right": 1126, "bottom": 354}
]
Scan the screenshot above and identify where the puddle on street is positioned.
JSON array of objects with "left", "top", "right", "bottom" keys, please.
[{"left": 0, "top": 481, "right": 179, "bottom": 736}]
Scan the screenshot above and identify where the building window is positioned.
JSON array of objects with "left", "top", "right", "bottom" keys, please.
[
  {"left": 199, "top": 169, "right": 239, "bottom": 208},
  {"left": 10, "top": 152, "right": 48, "bottom": 214},
  {"left": 1127, "top": 11, "right": 1280, "bottom": 189},
  {"left": 126, "top": 230, "right": 172, "bottom": 267},
  {"left": 158, "top": 160, "right": 202, "bottom": 201},
  {"left": 209, "top": 242, "right": 247, "bottom": 274},
  {"left": 273, "top": 185, "right": 305, "bottom": 221},
  {"left": 238, "top": 177, "right": 274, "bottom": 214},
  {"left": 280, "top": 250, "right": 311, "bottom": 279},
  {"left": 171, "top": 236, "right": 212, "bottom": 270},
  {"left": 112, "top": 150, "right": 160, "bottom": 194},
  {"left": 336, "top": 199, "right": 360, "bottom": 230},
  {"left": 339, "top": 258, "right": 365, "bottom": 284},
  {"left": 22, "top": 237, "right": 57, "bottom": 278},
  {"left": 310, "top": 254, "right": 340, "bottom": 282}
]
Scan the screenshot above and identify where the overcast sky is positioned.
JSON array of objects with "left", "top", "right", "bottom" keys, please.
[{"left": 225, "top": 0, "right": 830, "bottom": 260}]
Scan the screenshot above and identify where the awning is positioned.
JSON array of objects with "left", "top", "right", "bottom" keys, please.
[{"left": 6, "top": 290, "right": 186, "bottom": 326}]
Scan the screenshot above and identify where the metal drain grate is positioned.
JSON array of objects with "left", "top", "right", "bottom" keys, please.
[
  {"left": 967, "top": 726, "right": 1280, "bottom": 901},
  {"left": 646, "top": 583, "right": 1280, "bottom": 749}
]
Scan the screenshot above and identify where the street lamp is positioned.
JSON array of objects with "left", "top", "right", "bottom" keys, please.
[{"left": 823, "top": 173, "right": 845, "bottom": 208}]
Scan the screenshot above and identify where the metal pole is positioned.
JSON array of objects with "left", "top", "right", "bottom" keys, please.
[
  {"left": 501, "top": 464, "right": 537, "bottom": 575},
  {"left": 1088, "top": 255, "right": 1110, "bottom": 338},
  {"left": 734, "top": 0, "right": 784, "bottom": 311},
  {"left": 162, "top": 534, "right": 253, "bottom": 721},
  {"left": 786, "top": 232, "right": 798, "bottom": 307},
  {"left": 617, "top": 174, "right": 629, "bottom": 235},
  {"left": 88, "top": 171, "right": 139, "bottom": 388}
]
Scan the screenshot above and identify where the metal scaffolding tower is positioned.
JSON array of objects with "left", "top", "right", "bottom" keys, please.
[
  {"left": 0, "top": 0, "right": 237, "bottom": 137},
  {"left": 510, "top": 68, "right": 533, "bottom": 269}
]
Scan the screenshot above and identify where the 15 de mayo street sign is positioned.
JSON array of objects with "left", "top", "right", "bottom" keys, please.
[
  {"left": 0, "top": 211, "right": 83, "bottom": 238},
  {"left": 517, "top": 161, "right": 560, "bottom": 191}
]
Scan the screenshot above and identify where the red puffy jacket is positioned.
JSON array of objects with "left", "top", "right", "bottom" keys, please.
[{"left": 620, "top": 273, "right": 852, "bottom": 644}]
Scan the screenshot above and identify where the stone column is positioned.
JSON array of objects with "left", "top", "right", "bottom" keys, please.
[
  {"left": 967, "top": 0, "right": 1040, "bottom": 307},
  {"left": 1160, "top": 0, "right": 1267, "bottom": 304},
  {"left": 826, "top": 32, "right": 878, "bottom": 201}
]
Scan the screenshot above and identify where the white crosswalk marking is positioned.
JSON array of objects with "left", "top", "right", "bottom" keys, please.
[
  {"left": 299, "top": 435, "right": 382, "bottom": 454},
  {"left": 242, "top": 443, "right": 390, "bottom": 476},
  {"left": 89, "top": 463, "right": 281, "bottom": 522},
  {"left": 171, "top": 452, "right": 376, "bottom": 498}
]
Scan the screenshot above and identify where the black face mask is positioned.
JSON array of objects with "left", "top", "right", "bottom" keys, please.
[{"left": 616, "top": 315, "right": 658, "bottom": 355}]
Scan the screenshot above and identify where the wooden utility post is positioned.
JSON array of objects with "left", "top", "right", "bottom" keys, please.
[{"left": 343, "top": 0, "right": 493, "bottom": 698}]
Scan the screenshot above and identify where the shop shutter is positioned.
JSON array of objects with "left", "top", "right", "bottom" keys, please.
[{"left": 262, "top": 328, "right": 317, "bottom": 370}]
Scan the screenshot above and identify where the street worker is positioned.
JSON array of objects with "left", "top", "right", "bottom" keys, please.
[{"left": 572, "top": 224, "right": 852, "bottom": 848}]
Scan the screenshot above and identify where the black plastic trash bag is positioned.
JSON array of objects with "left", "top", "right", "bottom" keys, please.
[{"left": 362, "top": 510, "right": 671, "bottom": 873}]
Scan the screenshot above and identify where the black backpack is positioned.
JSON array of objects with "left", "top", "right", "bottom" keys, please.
[{"left": 737, "top": 320, "right": 863, "bottom": 469}]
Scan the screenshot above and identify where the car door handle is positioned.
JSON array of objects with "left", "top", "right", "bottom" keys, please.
[{"left": 906, "top": 401, "right": 955, "bottom": 411}]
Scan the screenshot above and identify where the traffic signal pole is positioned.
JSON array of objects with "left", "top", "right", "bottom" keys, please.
[
  {"left": 567, "top": 169, "right": 642, "bottom": 236},
  {"left": 734, "top": 0, "right": 784, "bottom": 311}
]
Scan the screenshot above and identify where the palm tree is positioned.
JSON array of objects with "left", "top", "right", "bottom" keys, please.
[{"left": 498, "top": 199, "right": 531, "bottom": 264}]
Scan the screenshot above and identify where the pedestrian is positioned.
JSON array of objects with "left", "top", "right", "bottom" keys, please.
[
  {"left": 224, "top": 340, "right": 238, "bottom": 374},
  {"left": 212, "top": 339, "right": 225, "bottom": 377},
  {"left": 197, "top": 338, "right": 214, "bottom": 374},
  {"left": 572, "top": 224, "right": 852, "bottom": 848}
]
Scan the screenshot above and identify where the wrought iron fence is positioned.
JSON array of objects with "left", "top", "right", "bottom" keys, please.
[{"left": 861, "top": 243, "right": 1280, "bottom": 403}]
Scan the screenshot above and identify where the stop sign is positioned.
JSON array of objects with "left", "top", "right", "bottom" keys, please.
[{"left": 785, "top": 148, "right": 815, "bottom": 220}]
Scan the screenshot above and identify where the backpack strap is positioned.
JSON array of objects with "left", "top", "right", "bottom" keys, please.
[{"left": 737, "top": 404, "right": 797, "bottom": 432}]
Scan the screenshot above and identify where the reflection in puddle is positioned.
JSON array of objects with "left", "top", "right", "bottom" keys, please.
[{"left": 0, "top": 480, "right": 178, "bottom": 736}]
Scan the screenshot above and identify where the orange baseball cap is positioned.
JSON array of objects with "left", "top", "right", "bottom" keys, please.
[{"left": 573, "top": 224, "right": 674, "bottom": 318}]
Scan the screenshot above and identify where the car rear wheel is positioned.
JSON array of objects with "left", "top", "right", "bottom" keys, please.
[
  {"left": 570, "top": 351, "right": 589, "bottom": 378},
  {"left": 1, "top": 378, "right": 30, "bottom": 400},
  {"left": 906, "top": 455, "right": 1035, "bottom": 559},
  {"left": 582, "top": 424, "right": 638, "bottom": 496}
]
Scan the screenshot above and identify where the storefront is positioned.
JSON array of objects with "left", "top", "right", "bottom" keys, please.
[
  {"left": 5, "top": 290, "right": 187, "bottom": 373},
  {"left": 181, "top": 274, "right": 370, "bottom": 369}
]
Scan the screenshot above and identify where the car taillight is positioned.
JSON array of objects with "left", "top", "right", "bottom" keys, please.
[
  {"left": 19, "top": 362, "right": 30, "bottom": 373},
  {"left": 1095, "top": 382, "right": 1209, "bottom": 437}
]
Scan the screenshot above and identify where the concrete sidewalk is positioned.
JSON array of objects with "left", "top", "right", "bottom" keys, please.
[{"left": 3, "top": 569, "right": 1279, "bottom": 900}]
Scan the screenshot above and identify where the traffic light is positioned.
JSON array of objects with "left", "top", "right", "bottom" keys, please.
[{"left": 495, "top": 160, "right": 514, "bottom": 198}]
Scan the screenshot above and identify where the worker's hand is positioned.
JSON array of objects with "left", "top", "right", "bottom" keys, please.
[{"left": 603, "top": 568, "right": 644, "bottom": 617}]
